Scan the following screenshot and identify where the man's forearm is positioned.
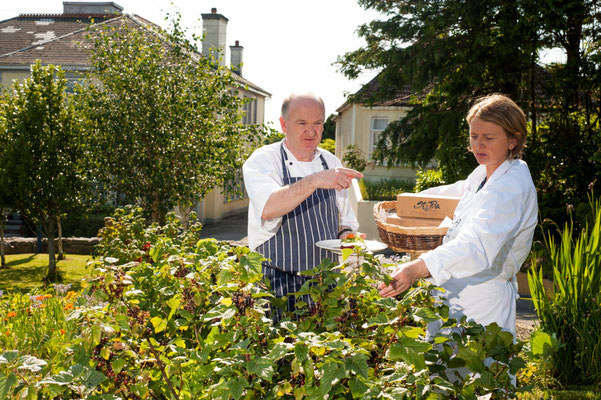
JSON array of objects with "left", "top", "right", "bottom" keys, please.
[{"left": 261, "top": 175, "right": 317, "bottom": 220}]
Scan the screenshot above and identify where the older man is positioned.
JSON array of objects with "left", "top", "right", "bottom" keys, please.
[{"left": 243, "top": 93, "right": 363, "bottom": 318}]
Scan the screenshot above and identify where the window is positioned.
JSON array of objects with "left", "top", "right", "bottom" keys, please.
[
  {"left": 242, "top": 96, "right": 257, "bottom": 125},
  {"left": 223, "top": 169, "right": 246, "bottom": 202},
  {"left": 370, "top": 117, "right": 389, "bottom": 160}
]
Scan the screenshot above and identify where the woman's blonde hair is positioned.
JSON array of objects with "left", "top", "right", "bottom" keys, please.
[{"left": 466, "top": 94, "right": 527, "bottom": 159}]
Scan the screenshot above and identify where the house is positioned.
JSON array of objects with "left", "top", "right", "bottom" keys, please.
[
  {"left": 0, "top": 2, "right": 270, "bottom": 225},
  {"left": 333, "top": 74, "right": 420, "bottom": 183}
]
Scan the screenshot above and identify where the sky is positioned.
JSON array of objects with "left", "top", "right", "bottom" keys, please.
[{"left": 0, "top": 0, "right": 383, "bottom": 128}]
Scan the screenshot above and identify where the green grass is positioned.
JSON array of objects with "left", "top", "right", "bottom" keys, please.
[
  {"left": 519, "top": 388, "right": 601, "bottom": 399},
  {"left": 0, "top": 253, "right": 94, "bottom": 292}
]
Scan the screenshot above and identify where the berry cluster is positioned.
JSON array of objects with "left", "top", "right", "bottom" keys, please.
[{"left": 232, "top": 291, "right": 254, "bottom": 314}]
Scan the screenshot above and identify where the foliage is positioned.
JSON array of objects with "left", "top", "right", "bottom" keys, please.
[
  {"left": 61, "top": 203, "right": 119, "bottom": 238},
  {"left": 83, "top": 15, "right": 262, "bottom": 223},
  {"left": 0, "top": 209, "right": 528, "bottom": 399},
  {"left": 322, "top": 113, "right": 336, "bottom": 141},
  {"left": 0, "top": 62, "right": 94, "bottom": 281},
  {"left": 528, "top": 194, "right": 601, "bottom": 387},
  {"left": 342, "top": 144, "right": 367, "bottom": 173},
  {"left": 263, "top": 131, "right": 285, "bottom": 145},
  {"left": 319, "top": 138, "right": 336, "bottom": 154},
  {"left": 338, "top": 0, "right": 601, "bottom": 228},
  {"left": 359, "top": 178, "right": 415, "bottom": 201},
  {"left": 414, "top": 168, "right": 446, "bottom": 193}
]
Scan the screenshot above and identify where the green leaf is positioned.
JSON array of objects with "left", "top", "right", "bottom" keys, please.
[
  {"left": 389, "top": 342, "right": 427, "bottom": 372},
  {"left": 17, "top": 356, "right": 47, "bottom": 372},
  {"left": 413, "top": 307, "right": 441, "bottom": 323},
  {"left": 349, "top": 377, "right": 369, "bottom": 398},
  {"left": 530, "top": 330, "right": 559, "bottom": 358},
  {"left": 0, "top": 351, "right": 19, "bottom": 364},
  {"left": 81, "top": 368, "right": 107, "bottom": 389},
  {"left": 344, "top": 353, "right": 369, "bottom": 379},
  {"left": 226, "top": 377, "right": 248, "bottom": 400},
  {"left": 456, "top": 347, "right": 486, "bottom": 374},
  {"left": 240, "top": 251, "right": 263, "bottom": 275},
  {"left": 247, "top": 357, "right": 274, "bottom": 382},
  {"left": 294, "top": 343, "right": 309, "bottom": 364},
  {"left": 0, "top": 373, "right": 17, "bottom": 400},
  {"left": 111, "top": 358, "right": 127, "bottom": 374},
  {"left": 150, "top": 316, "right": 167, "bottom": 333}
]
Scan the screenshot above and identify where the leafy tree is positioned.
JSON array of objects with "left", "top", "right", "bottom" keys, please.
[
  {"left": 322, "top": 113, "right": 336, "bottom": 140},
  {"left": 0, "top": 95, "right": 14, "bottom": 269},
  {"left": 319, "top": 138, "right": 336, "bottom": 154},
  {"left": 337, "top": 0, "right": 540, "bottom": 181},
  {"left": 83, "top": 17, "right": 261, "bottom": 223},
  {"left": 338, "top": 0, "right": 600, "bottom": 230},
  {"left": 0, "top": 62, "right": 92, "bottom": 281},
  {"left": 342, "top": 144, "right": 367, "bottom": 173}
]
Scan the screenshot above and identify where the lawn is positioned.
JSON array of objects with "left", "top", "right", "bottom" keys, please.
[{"left": 0, "top": 253, "right": 94, "bottom": 292}]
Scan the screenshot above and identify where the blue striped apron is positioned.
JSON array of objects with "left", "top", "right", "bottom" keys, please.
[{"left": 256, "top": 142, "right": 339, "bottom": 319}]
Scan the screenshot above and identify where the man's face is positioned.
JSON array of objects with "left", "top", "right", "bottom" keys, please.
[{"left": 280, "top": 98, "right": 324, "bottom": 161}]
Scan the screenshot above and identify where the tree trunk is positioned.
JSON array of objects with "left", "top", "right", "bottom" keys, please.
[
  {"left": 178, "top": 203, "right": 192, "bottom": 231},
  {"left": 0, "top": 214, "right": 6, "bottom": 269},
  {"left": 150, "top": 191, "right": 162, "bottom": 224},
  {"left": 57, "top": 216, "right": 64, "bottom": 261},
  {"left": 44, "top": 216, "right": 58, "bottom": 282}
]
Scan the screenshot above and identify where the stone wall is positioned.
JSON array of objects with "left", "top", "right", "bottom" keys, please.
[{"left": 1, "top": 237, "right": 100, "bottom": 255}]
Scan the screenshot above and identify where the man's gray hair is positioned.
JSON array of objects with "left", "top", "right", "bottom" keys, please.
[{"left": 281, "top": 93, "right": 325, "bottom": 119}]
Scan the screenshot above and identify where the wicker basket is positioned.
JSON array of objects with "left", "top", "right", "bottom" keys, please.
[{"left": 373, "top": 201, "right": 448, "bottom": 253}]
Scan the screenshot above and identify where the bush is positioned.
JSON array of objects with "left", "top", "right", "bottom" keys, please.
[
  {"left": 0, "top": 207, "right": 527, "bottom": 398},
  {"left": 414, "top": 167, "right": 445, "bottom": 192},
  {"left": 319, "top": 138, "right": 335, "bottom": 154},
  {"left": 60, "top": 204, "right": 119, "bottom": 237},
  {"left": 359, "top": 178, "right": 415, "bottom": 200},
  {"left": 528, "top": 194, "right": 601, "bottom": 387},
  {"left": 342, "top": 144, "right": 367, "bottom": 173}
]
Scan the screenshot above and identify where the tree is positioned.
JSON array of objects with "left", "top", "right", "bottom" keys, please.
[
  {"left": 84, "top": 17, "right": 261, "bottom": 223},
  {"left": 0, "top": 62, "right": 92, "bottom": 280},
  {"left": 322, "top": 113, "right": 336, "bottom": 140},
  {"left": 337, "top": 0, "right": 542, "bottom": 181},
  {"left": 0, "top": 95, "right": 14, "bottom": 269}
]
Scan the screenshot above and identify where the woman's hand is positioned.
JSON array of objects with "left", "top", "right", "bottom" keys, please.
[{"left": 378, "top": 259, "right": 431, "bottom": 297}]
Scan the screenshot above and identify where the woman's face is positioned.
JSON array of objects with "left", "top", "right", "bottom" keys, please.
[{"left": 469, "top": 117, "right": 517, "bottom": 177}]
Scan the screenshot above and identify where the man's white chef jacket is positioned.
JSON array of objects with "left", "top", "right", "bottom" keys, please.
[
  {"left": 243, "top": 140, "right": 359, "bottom": 250},
  {"left": 419, "top": 159, "right": 538, "bottom": 337}
]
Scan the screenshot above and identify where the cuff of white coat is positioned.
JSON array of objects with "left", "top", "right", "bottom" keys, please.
[{"left": 419, "top": 251, "right": 452, "bottom": 287}]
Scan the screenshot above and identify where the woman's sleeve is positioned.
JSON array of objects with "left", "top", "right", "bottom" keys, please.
[
  {"left": 420, "top": 179, "right": 468, "bottom": 197},
  {"left": 420, "top": 180, "right": 533, "bottom": 286}
]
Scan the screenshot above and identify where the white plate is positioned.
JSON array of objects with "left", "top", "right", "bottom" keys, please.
[{"left": 315, "top": 239, "right": 388, "bottom": 255}]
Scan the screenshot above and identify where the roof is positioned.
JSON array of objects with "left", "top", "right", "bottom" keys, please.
[
  {"left": 336, "top": 73, "right": 418, "bottom": 113},
  {"left": 0, "top": 11, "right": 270, "bottom": 97}
]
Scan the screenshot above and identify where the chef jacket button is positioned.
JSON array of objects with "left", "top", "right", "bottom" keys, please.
[{"left": 289, "top": 162, "right": 293, "bottom": 165}]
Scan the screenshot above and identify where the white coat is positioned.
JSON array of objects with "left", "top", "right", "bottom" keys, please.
[{"left": 419, "top": 159, "right": 538, "bottom": 337}]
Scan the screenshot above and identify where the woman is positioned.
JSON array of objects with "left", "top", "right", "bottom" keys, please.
[{"left": 379, "top": 94, "right": 538, "bottom": 338}]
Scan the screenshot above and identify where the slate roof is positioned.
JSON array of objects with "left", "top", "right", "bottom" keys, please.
[
  {"left": 0, "top": 11, "right": 270, "bottom": 96},
  {"left": 336, "top": 73, "right": 419, "bottom": 113}
]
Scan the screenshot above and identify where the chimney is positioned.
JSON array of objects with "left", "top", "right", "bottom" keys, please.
[
  {"left": 230, "top": 40, "right": 243, "bottom": 75},
  {"left": 201, "top": 8, "right": 228, "bottom": 67},
  {"left": 63, "top": 1, "right": 123, "bottom": 14}
]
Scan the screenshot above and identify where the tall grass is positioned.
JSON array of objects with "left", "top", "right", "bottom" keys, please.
[{"left": 528, "top": 195, "right": 601, "bottom": 386}]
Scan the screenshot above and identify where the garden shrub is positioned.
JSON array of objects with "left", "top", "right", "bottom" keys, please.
[
  {"left": 0, "top": 208, "right": 530, "bottom": 399},
  {"left": 61, "top": 203, "right": 119, "bottom": 238},
  {"left": 414, "top": 167, "right": 446, "bottom": 192},
  {"left": 528, "top": 195, "right": 601, "bottom": 387},
  {"left": 319, "top": 138, "right": 335, "bottom": 154},
  {"left": 359, "top": 178, "right": 415, "bottom": 201},
  {"left": 342, "top": 144, "right": 367, "bottom": 173}
]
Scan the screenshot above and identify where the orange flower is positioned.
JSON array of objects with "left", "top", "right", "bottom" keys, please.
[
  {"left": 38, "top": 304, "right": 47, "bottom": 309},
  {"left": 43, "top": 294, "right": 52, "bottom": 299},
  {"left": 5, "top": 331, "right": 10, "bottom": 336},
  {"left": 6, "top": 312, "right": 16, "bottom": 318},
  {"left": 35, "top": 295, "right": 45, "bottom": 301},
  {"left": 346, "top": 233, "right": 355, "bottom": 239},
  {"left": 60, "top": 329, "right": 66, "bottom": 335},
  {"left": 64, "top": 303, "right": 74, "bottom": 310}
]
